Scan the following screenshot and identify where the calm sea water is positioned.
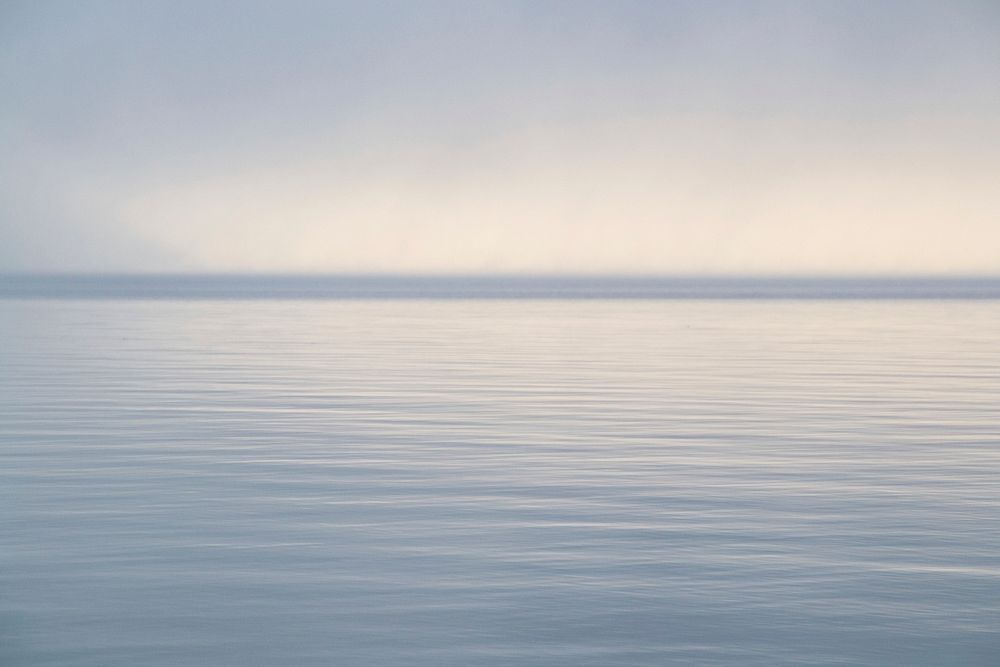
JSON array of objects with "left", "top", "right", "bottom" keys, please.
[{"left": 3, "top": 285, "right": 1000, "bottom": 665}]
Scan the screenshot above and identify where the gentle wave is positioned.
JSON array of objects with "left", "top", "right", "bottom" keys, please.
[{"left": 3, "top": 299, "right": 999, "bottom": 665}]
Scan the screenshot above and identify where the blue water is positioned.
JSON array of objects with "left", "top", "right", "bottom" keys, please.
[{"left": 3, "top": 289, "right": 1000, "bottom": 665}]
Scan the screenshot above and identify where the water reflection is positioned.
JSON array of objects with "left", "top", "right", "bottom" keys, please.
[{"left": 3, "top": 299, "right": 999, "bottom": 665}]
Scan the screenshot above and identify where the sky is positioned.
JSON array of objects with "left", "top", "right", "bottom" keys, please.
[{"left": 2, "top": 0, "right": 999, "bottom": 274}]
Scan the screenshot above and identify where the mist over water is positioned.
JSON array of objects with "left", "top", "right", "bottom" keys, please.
[
  {"left": 3, "top": 292, "right": 1000, "bottom": 665},
  {"left": 6, "top": 0, "right": 1000, "bottom": 659}
]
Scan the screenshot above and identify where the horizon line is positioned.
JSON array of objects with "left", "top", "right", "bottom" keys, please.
[
  {"left": 5, "top": 272, "right": 1000, "bottom": 280},
  {"left": 5, "top": 273, "right": 1000, "bottom": 300}
]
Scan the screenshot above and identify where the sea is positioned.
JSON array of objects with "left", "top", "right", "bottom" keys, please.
[{"left": 3, "top": 276, "right": 999, "bottom": 666}]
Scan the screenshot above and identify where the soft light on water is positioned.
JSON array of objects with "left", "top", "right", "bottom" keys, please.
[{"left": 3, "top": 296, "right": 999, "bottom": 665}]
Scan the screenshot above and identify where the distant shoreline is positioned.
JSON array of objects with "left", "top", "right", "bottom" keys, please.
[{"left": 4, "top": 274, "right": 1000, "bottom": 300}]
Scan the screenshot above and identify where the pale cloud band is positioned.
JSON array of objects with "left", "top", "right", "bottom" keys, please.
[{"left": 3, "top": 1, "right": 999, "bottom": 274}]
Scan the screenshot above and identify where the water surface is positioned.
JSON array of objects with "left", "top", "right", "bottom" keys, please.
[{"left": 3, "top": 295, "right": 999, "bottom": 665}]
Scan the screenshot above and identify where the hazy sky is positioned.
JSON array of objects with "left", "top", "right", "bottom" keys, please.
[{"left": 3, "top": 0, "right": 999, "bottom": 274}]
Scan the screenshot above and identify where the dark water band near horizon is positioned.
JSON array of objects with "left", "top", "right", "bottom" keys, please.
[{"left": 4, "top": 274, "right": 1000, "bottom": 300}]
